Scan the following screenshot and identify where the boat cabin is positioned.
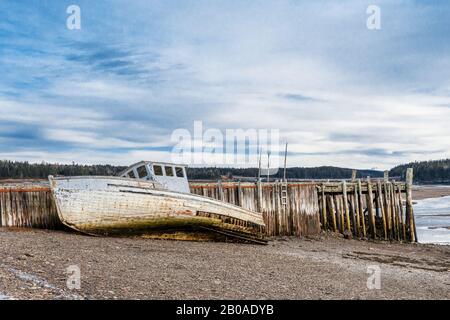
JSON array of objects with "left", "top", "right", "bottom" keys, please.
[{"left": 118, "top": 161, "right": 190, "bottom": 194}]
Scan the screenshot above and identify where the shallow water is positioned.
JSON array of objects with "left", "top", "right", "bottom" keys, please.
[{"left": 414, "top": 196, "right": 450, "bottom": 245}]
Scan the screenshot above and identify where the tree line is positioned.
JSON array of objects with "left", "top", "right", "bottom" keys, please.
[
  {"left": 0, "top": 160, "right": 382, "bottom": 180},
  {"left": 187, "top": 166, "right": 383, "bottom": 180},
  {"left": 0, "top": 160, "right": 125, "bottom": 179},
  {"left": 389, "top": 159, "right": 450, "bottom": 184},
  {"left": 2, "top": 159, "right": 448, "bottom": 183}
]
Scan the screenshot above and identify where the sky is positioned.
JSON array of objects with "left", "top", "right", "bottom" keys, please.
[{"left": 0, "top": 0, "right": 450, "bottom": 170}]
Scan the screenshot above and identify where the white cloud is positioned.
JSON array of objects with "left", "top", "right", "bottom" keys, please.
[{"left": 1, "top": 1, "right": 450, "bottom": 169}]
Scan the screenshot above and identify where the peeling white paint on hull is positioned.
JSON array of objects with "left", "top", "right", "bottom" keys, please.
[{"left": 49, "top": 176, "right": 266, "bottom": 240}]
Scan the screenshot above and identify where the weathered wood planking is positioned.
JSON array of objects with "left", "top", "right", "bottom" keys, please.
[
  {"left": 191, "top": 171, "right": 416, "bottom": 242},
  {"left": 0, "top": 181, "right": 62, "bottom": 229},
  {"left": 190, "top": 181, "right": 321, "bottom": 237}
]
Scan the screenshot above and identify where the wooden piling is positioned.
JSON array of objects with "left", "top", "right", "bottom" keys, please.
[
  {"left": 256, "top": 179, "right": 262, "bottom": 212},
  {"left": 353, "top": 184, "right": 360, "bottom": 237},
  {"left": 357, "top": 179, "right": 366, "bottom": 238},
  {"left": 327, "top": 195, "right": 337, "bottom": 232},
  {"left": 321, "top": 184, "right": 327, "bottom": 229},
  {"left": 383, "top": 181, "right": 392, "bottom": 240},
  {"left": 377, "top": 180, "right": 387, "bottom": 240},
  {"left": 349, "top": 192, "right": 357, "bottom": 236},
  {"left": 342, "top": 180, "right": 351, "bottom": 234},
  {"left": 396, "top": 182, "right": 406, "bottom": 241},
  {"left": 218, "top": 180, "right": 224, "bottom": 201},
  {"left": 237, "top": 181, "right": 243, "bottom": 207},
  {"left": 405, "top": 168, "right": 417, "bottom": 242},
  {"left": 366, "top": 177, "right": 377, "bottom": 239},
  {"left": 390, "top": 181, "right": 400, "bottom": 241},
  {"left": 338, "top": 196, "right": 345, "bottom": 233},
  {"left": 334, "top": 195, "right": 342, "bottom": 232}
]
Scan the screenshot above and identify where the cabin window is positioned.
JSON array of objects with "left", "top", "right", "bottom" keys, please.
[
  {"left": 165, "top": 166, "right": 174, "bottom": 177},
  {"left": 128, "top": 170, "right": 136, "bottom": 178},
  {"left": 175, "top": 167, "right": 184, "bottom": 178},
  {"left": 153, "top": 165, "right": 163, "bottom": 176},
  {"left": 136, "top": 166, "right": 147, "bottom": 178}
]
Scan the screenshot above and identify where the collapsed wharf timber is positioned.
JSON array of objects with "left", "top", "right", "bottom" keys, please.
[{"left": 0, "top": 169, "right": 417, "bottom": 243}]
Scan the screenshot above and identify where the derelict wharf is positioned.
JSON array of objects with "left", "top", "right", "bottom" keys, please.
[{"left": 0, "top": 169, "right": 417, "bottom": 243}]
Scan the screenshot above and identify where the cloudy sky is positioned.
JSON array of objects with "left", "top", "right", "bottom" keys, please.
[{"left": 1, "top": 0, "right": 449, "bottom": 170}]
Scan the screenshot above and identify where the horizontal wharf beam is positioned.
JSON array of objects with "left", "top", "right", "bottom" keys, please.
[
  {"left": 190, "top": 182, "right": 317, "bottom": 189},
  {"left": 0, "top": 187, "right": 51, "bottom": 193},
  {"left": 0, "top": 179, "right": 48, "bottom": 184},
  {"left": 318, "top": 182, "right": 407, "bottom": 194},
  {"left": 0, "top": 180, "right": 407, "bottom": 194},
  {"left": 191, "top": 181, "right": 408, "bottom": 194}
]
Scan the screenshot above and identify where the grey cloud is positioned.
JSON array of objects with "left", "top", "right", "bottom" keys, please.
[{"left": 278, "top": 93, "right": 321, "bottom": 102}]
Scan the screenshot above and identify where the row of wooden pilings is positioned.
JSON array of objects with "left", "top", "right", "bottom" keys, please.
[
  {"left": 318, "top": 168, "right": 417, "bottom": 242},
  {"left": 191, "top": 168, "right": 417, "bottom": 242},
  {"left": 190, "top": 181, "right": 321, "bottom": 237}
]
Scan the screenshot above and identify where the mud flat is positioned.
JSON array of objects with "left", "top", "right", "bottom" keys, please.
[
  {"left": 0, "top": 228, "right": 449, "bottom": 300},
  {"left": 413, "top": 185, "right": 450, "bottom": 200}
]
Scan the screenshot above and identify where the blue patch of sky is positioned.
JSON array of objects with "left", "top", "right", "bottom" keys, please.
[{"left": 1, "top": 1, "right": 450, "bottom": 165}]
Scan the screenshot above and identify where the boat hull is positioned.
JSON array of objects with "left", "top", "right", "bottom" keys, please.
[{"left": 49, "top": 176, "right": 266, "bottom": 241}]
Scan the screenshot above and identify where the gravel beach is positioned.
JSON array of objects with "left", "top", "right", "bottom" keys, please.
[{"left": 0, "top": 228, "right": 448, "bottom": 300}]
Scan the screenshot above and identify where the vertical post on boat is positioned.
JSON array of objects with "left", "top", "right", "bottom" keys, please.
[
  {"left": 257, "top": 146, "right": 262, "bottom": 181},
  {"left": 405, "top": 168, "right": 416, "bottom": 242},
  {"left": 256, "top": 146, "right": 263, "bottom": 213},
  {"left": 283, "top": 143, "right": 288, "bottom": 182}
]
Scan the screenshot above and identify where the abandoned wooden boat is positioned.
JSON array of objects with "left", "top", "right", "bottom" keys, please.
[{"left": 49, "top": 162, "right": 266, "bottom": 243}]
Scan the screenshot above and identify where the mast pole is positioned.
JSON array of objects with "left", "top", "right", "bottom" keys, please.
[
  {"left": 257, "top": 147, "right": 262, "bottom": 181},
  {"left": 283, "top": 142, "right": 288, "bottom": 182}
]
